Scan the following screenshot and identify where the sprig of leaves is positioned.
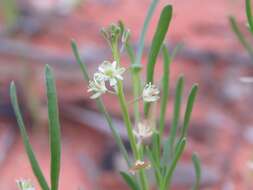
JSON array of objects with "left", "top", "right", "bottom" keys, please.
[{"left": 10, "top": 65, "right": 62, "bottom": 190}]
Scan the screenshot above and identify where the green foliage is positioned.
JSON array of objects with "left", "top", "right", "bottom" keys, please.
[
  {"left": 146, "top": 5, "right": 173, "bottom": 83},
  {"left": 230, "top": 17, "right": 253, "bottom": 58},
  {"left": 71, "top": 40, "right": 130, "bottom": 166},
  {"left": 180, "top": 85, "right": 198, "bottom": 139},
  {"left": 162, "top": 76, "right": 184, "bottom": 164},
  {"left": 10, "top": 65, "right": 63, "bottom": 190},
  {"left": 120, "top": 172, "right": 140, "bottom": 190},
  {"left": 159, "top": 45, "right": 171, "bottom": 135},
  {"left": 144, "top": 5, "right": 173, "bottom": 116},
  {"left": 11, "top": 1, "right": 200, "bottom": 190},
  {"left": 246, "top": 0, "right": 253, "bottom": 34},
  {"left": 10, "top": 65, "right": 62, "bottom": 190},
  {"left": 230, "top": 0, "right": 253, "bottom": 59},
  {"left": 72, "top": 2, "right": 200, "bottom": 190},
  {"left": 45, "top": 66, "right": 61, "bottom": 190},
  {"left": 10, "top": 82, "right": 50, "bottom": 190},
  {"left": 192, "top": 153, "right": 202, "bottom": 190},
  {"left": 162, "top": 138, "right": 186, "bottom": 190}
]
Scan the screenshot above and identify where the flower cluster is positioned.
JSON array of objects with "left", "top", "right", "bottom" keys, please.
[
  {"left": 88, "top": 60, "right": 126, "bottom": 99},
  {"left": 88, "top": 63, "right": 160, "bottom": 102},
  {"left": 129, "top": 160, "right": 151, "bottom": 175},
  {"left": 16, "top": 179, "right": 35, "bottom": 190},
  {"left": 133, "top": 121, "right": 154, "bottom": 145},
  {"left": 142, "top": 82, "right": 160, "bottom": 102}
]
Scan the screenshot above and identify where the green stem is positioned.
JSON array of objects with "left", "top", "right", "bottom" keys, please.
[
  {"left": 132, "top": 73, "right": 141, "bottom": 123},
  {"left": 139, "top": 170, "right": 149, "bottom": 190},
  {"left": 112, "top": 42, "right": 149, "bottom": 190},
  {"left": 71, "top": 40, "right": 130, "bottom": 166},
  {"left": 117, "top": 81, "right": 138, "bottom": 158},
  {"left": 130, "top": 0, "right": 159, "bottom": 124},
  {"left": 126, "top": 40, "right": 141, "bottom": 124}
]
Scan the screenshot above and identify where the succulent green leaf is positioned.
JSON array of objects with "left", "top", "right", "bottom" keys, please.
[
  {"left": 192, "top": 153, "right": 201, "bottom": 190},
  {"left": 144, "top": 5, "right": 173, "bottom": 116},
  {"left": 133, "top": 0, "right": 159, "bottom": 69},
  {"left": 180, "top": 84, "right": 198, "bottom": 139},
  {"left": 10, "top": 82, "right": 50, "bottom": 190},
  {"left": 159, "top": 45, "right": 171, "bottom": 135},
  {"left": 45, "top": 65, "right": 61, "bottom": 190},
  {"left": 162, "top": 76, "right": 184, "bottom": 165},
  {"left": 120, "top": 172, "right": 140, "bottom": 190},
  {"left": 146, "top": 5, "right": 173, "bottom": 83},
  {"left": 162, "top": 138, "right": 186, "bottom": 190},
  {"left": 230, "top": 16, "right": 253, "bottom": 59}
]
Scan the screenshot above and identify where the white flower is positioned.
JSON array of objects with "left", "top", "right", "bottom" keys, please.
[
  {"left": 133, "top": 121, "right": 153, "bottom": 145},
  {"left": 16, "top": 179, "right": 35, "bottom": 190},
  {"left": 98, "top": 61, "right": 125, "bottom": 86},
  {"left": 142, "top": 82, "right": 160, "bottom": 102},
  {"left": 129, "top": 160, "right": 151, "bottom": 175},
  {"left": 87, "top": 73, "right": 107, "bottom": 99}
]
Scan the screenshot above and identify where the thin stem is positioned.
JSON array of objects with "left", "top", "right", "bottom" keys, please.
[
  {"left": 127, "top": 95, "right": 142, "bottom": 105},
  {"left": 130, "top": 0, "right": 159, "bottom": 124},
  {"left": 117, "top": 81, "right": 138, "bottom": 157},
  {"left": 131, "top": 73, "right": 141, "bottom": 123},
  {"left": 134, "top": 0, "right": 159, "bottom": 68},
  {"left": 71, "top": 40, "right": 130, "bottom": 166},
  {"left": 112, "top": 42, "right": 149, "bottom": 190}
]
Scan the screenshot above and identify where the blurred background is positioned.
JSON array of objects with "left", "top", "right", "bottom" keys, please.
[{"left": 0, "top": 0, "right": 252, "bottom": 189}]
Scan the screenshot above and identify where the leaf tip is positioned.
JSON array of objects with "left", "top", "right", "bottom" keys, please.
[
  {"left": 191, "top": 84, "right": 199, "bottom": 94},
  {"left": 10, "top": 81, "right": 16, "bottom": 96},
  {"left": 178, "top": 74, "right": 185, "bottom": 81},
  {"left": 71, "top": 39, "right": 77, "bottom": 48}
]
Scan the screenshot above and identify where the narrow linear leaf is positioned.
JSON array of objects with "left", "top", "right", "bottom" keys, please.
[
  {"left": 246, "top": 0, "right": 253, "bottom": 33},
  {"left": 192, "top": 153, "right": 201, "bottom": 190},
  {"left": 170, "top": 43, "right": 184, "bottom": 60},
  {"left": 162, "top": 138, "right": 186, "bottom": 190},
  {"left": 159, "top": 45, "right": 171, "bottom": 135},
  {"left": 146, "top": 5, "right": 173, "bottom": 83},
  {"left": 162, "top": 76, "right": 184, "bottom": 165},
  {"left": 120, "top": 172, "right": 140, "bottom": 190},
  {"left": 71, "top": 40, "right": 130, "bottom": 166},
  {"left": 180, "top": 84, "right": 198, "bottom": 139},
  {"left": 146, "top": 147, "right": 162, "bottom": 187},
  {"left": 126, "top": 42, "right": 136, "bottom": 64},
  {"left": 151, "top": 133, "right": 161, "bottom": 164},
  {"left": 130, "top": 0, "right": 159, "bottom": 123},
  {"left": 230, "top": 16, "right": 253, "bottom": 59},
  {"left": 71, "top": 40, "right": 90, "bottom": 81},
  {"left": 133, "top": 0, "right": 159, "bottom": 68},
  {"left": 146, "top": 147, "right": 159, "bottom": 171},
  {"left": 45, "top": 65, "right": 61, "bottom": 190},
  {"left": 145, "top": 5, "right": 173, "bottom": 116},
  {"left": 10, "top": 82, "right": 50, "bottom": 190}
]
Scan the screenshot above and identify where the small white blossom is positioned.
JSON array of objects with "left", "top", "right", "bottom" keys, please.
[
  {"left": 129, "top": 160, "right": 151, "bottom": 175},
  {"left": 142, "top": 82, "right": 160, "bottom": 102},
  {"left": 98, "top": 61, "right": 125, "bottom": 86},
  {"left": 133, "top": 121, "right": 153, "bottom": 145},
  {"left": 16, "top": 179, "right": 35, "bottom": 190},
  {"left": 87, "top": 73, "right": 107, "bottom": 99}
]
